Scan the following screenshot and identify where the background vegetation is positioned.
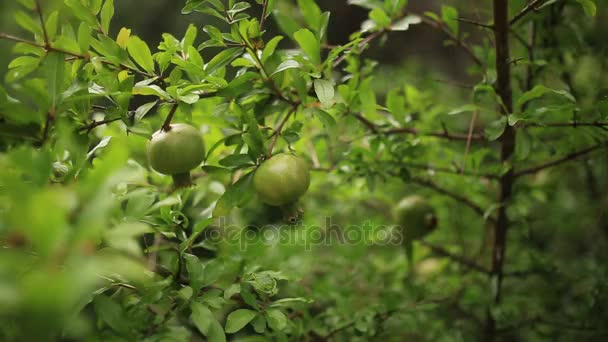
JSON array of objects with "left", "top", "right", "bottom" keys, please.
[{"left": 1, "top": 0, "right": 607, "bottom": 341}]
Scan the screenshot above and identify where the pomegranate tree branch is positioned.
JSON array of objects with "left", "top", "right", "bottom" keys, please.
[
  {"left": 409, "top": 176, "right": 495, "bottom": 223},
  {"left": 485, "top": 0, "right": 516, "bottom": 339},
  {"left": 418, "top": 15, "right": 484, "bottom": 67},
  {"left": 0, "top": 33, "right": 153, "bottom": 79},
  {"left": 510, "top": 0, "right": 547, "bottom": 26},
  {"left": 267, "top": 108, "right": 296, "bottom": 156},
  {"left": 402, "top": 162, "right": 499, "bottom": 180},
  {"left": 34, "top": 0, "right": 50, "bottom": 47},
  {"left": 349, "top": 112, "right": 487, "bottom": 141},
  {"left": 78, "top": 118, "right": 122, "bottom": 133},
  {"left": 162, "top": 103, "right": 179, "bottom": 132},
  {"left": 420, "top": 241, "right": 491, "bottom": 275},
  {"left": 259, "top": 0, "right": 269, "bottom": 30},
  {"left": 513, "top": 144, "right": 606, "bottom": 178},
  {"left": 456, "top": 17, "right": 494, "bottom": 30}
]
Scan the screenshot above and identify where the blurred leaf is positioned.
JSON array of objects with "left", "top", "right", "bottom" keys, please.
[
  {"left": 213, "top": 171, "right": 254, "bottom": 217},
  {"left": 294, "top": 29, "right": 320, "bottom": 65},
  {"left": 191, "top": 302, "right": 226, "bottom": 342},
  {"left": 314, "top": 79, "right": 335, "bottom": 108},
  {"left": 225, "top": 309, "right": 257, "bottom": 334},
  {"left": 127, "top": 36, "right": 155, "bottom": 73}
]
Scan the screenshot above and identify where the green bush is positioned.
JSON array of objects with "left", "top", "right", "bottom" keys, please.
[{"left": 0, "top": 0, "right": 607, "bottom": 340}]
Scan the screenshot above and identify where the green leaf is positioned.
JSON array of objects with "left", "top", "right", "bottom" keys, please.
[
  {"left": 369, "top": 8, "right": 391, "bottom": 28},
  {"left": 134, "top": 101, "right": 157, "bottom": 121},
  {"left": 271, "top": 60, "right": 300, "bottom": 76},
  {"left": 359, "top": 78, "right": 377, "bottom": 117},
  {"left": 390, "top": 14, "right": 422, "bottom": 31},
  {"left": 485, "top": 116, "right": 507, "bottom": 141},
  {"left": 448, "top": 104, "right": 478, "bottom": 115},
  {"left": 297, "top": 0, "right": 322, "bottom": 31},
  {"left": 191, "top": 302, "right": 226, "bottom": 342},
  {"left": 213, "top": 171, "right": 254, "bottom": 217},
  {"left": 45, "top": 11, "right": 59, "bottom": 41},
  {"left": 515, "top": 128, "right": 532, "bottom": 161},
  {"left": 100, "top": 0, "right": 114, "bottom": 34},
  {"left": 183, "top": 24, "right": 198, "bottom": 48},
  {"left": 576, "top": 0, "right": 596, "bottom": 16},
  {"left": 515, "top": 85, "right": 576, "bottom": 112},
  {"left": 206, "top": 47, "right": 244, "bottom": 75},
  {"left": 294, "top": 29, "right": 320, "bottom": 65},
  {"left": 262, "top": 36, "right": 283, "bottom": 62},
  {"left": 219, "top": 153, "right": 253, "bottom": 167},
  {"left": 225, "top": 309, "right": 258, "bottom": 334},
  {"left": 441, "top": 5, "right": 458, "bottom": 36},
  {"left": 308, "top": 108, "right": 336, "bottom": 128},
  {"left": 314, "top": 79, "right": 335, "bottom": 108},
  {"left": 347, "top": 0, "right": 382, "bottom": 9},
  {"left": 273, "top": 10, "right": 301, "bottom": 38},
  {"left": 65, "top": 0, "right": 98, "bottom": 27},
  {"left": 266, "top": 308, "right": 287, "bottom": 331},
  {"left": 77, "top": 23, "right": 92, "bottom": 53},
  {"left": 45, "top": 52, "right": 65, "bottom": 113},
  {"left": 127, "top": 36, "right": 155, "bottom": 73},
  {"left": 93, "top": 295, "right": 131, "bottom": 335}
]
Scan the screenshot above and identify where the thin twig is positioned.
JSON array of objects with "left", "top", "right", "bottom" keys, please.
[
  {"left": 418, "top": 15, "right": 484, "bottom": 67},
  {"left": 34, "top": 0, "right": 50, "bottom": 47},
  {"left": 267, "top": 108, "right": 296, "bottom": 156},
  {"left": 385, "top": 127, "right": 486, "bottom": 141},
  {"left": 513, "top": 144, "right": 606, "bottom": 178},
  {"left": 462, "top": 110, "right": 479, "bottom": 172},
  {"left": 510, "top": 0, "right": 547, "bottom": 26},
  {"left": 78, "top": 117, "right": 122, "bottom": 133},
  {"left": 259, "top": 0, "right": 269, "bottom": 30},
  {"left": 0, "top": 32, "right": 154, "bottom": 79},
  {"left": 162, "top": 103, "right": 179, "bottom": 132},
  {"left": 420, "top": 241, "right": 491, "bottom": 275},
  {"left": 402, "top": 162, "right": 499, "bottom": 179},
  {"left": 456, "top": 17, "right": 494, "bottom": 30},
  {"left": 409, "top": 176, "right": 495, "bottom": 222}
]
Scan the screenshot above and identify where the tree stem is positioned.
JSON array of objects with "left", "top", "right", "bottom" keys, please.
[{"left": 485, "top": 0, "right": 516, "bottom": 339}]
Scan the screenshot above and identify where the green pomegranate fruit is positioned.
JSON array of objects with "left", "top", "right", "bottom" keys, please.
[
  {"left": 147, "top": 123, "right": 205, "bottom": 187},
  {"left": 253, "top": 153, "right": 310, "bottom": 223},
  {"left": 393, "top": 195, "right": 438, "bottom": 241}
]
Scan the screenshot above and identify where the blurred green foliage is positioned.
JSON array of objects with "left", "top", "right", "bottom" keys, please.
[{"left": 1, "top": 0, "right": 608, "bottom": 341}]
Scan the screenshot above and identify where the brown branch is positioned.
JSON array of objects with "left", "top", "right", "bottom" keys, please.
[
  {"left": 161, "top": 103, "right": 179, "bottom": 132},
  {"left": 267, "top": 108, "right": 296, "bottom": 156},
  {"left": 462, "top": 110, "right": 479, "bottom": 172},
  {"left": 409, "top": 176, "right": 495, "bottom": 222},
  {"left": 420, "top": 241, "right": 491, "bottom": 275},
  {"left": 402, "top": 162, "right": 499, "bottom": 180},
  {"left": 0, "top": 32, "right": 154, "bottom": 79},
  {"left": 259, "top": 0, "right": 269, "bottom": 30},
  {"left": 513, "top": 144, "right": 605, "bottom": 178},
  {"left": 485, "top": 1, "right": 516, "bottom": 339},
  {"left": 418, "top": 15, "right": 484, "bottom": 67},
  {"left": 78, "top": 117, "right": 122, "bottom": 133},
  {"left": 456, "top": 17, "right": 494, "bottom": 30},
  {"left": 34, "top": 0, "right": 50, "bottom": 47},
  {"left": 333, "top": 29, "right": 384, "bottom": 67},
  {"left": 350, "top": 112, "right": 380, "bottom": 134},
  {"left": 385, "top": 127, "right": 486, "bottom": 141},
  {"left": 510, "top": 0, "right": 547, "bottom": 26}
]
